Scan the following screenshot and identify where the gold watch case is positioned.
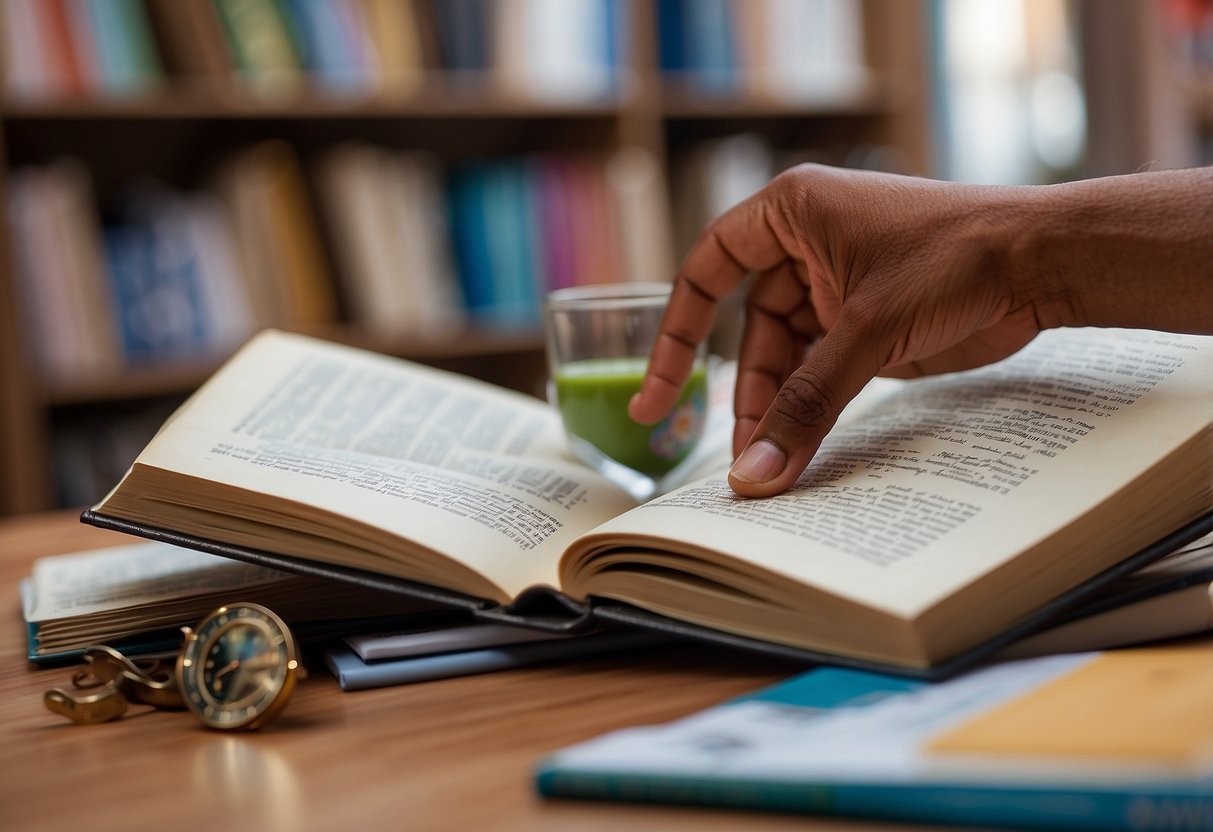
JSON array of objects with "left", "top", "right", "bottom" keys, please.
[{"left": 176, "top": 603, "right": 302, "bottom": 731}]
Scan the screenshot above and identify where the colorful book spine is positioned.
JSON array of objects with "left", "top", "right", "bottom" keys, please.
[
  {"left": 85, "top": 0, "right": 162, "bottom": 94},
  {"left": 214, "top": 0, "right": 303, "bottom": 94}
]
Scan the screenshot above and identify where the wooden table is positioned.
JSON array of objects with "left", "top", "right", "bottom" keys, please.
[{"left": 0, "top": 511, "right": 966, "bottom": 832}]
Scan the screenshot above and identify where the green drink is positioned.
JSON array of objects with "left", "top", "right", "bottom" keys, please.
[
  {"left": 554, "top": 358, "right": 708, "bottom": 478},
  {"left": 544, "top": 282, "right": 708, "bottom": 498}
]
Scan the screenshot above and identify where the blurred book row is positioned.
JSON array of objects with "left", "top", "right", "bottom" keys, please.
[
  {"left": 5, "top": 141, "right": 684, "bottom": 379},
  {"left": 0, "top": 0, "right": 870, "bottom": 103},
  {"left": 5, "top": 132, "right": 918, "bottom": 385},
  {"left": 1164, "top": 0, "right": 1213, "bottom": 69},
  {"left": 0, "top": 0, "right": 626, "bottom": 101},
  {"left": 658, "top": 0, "right": 868, "bottom": 100}
]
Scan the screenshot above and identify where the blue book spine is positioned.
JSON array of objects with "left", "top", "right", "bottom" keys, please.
[
  {"left": 603, "top": 0, "right": 623, "bottom": 89},
  {"left": 102, "top": 225, "right": 153, "bottom": 362},
  {"left": 448, "top": 165, "right": 495, "bottom": 318},
  {"left": 459, "top": 160, "right": 540, "bottom": 329},
  {"left": 284, "top": 0, "right": 362, "bottom": 92},
  {"left": 103, "top": 211, "right": 211, "bottom": 363},
  {"left": 656, "top": 0, "right": 684, "bottom": 72},
  {"left": 495, "top": 161, "right": 541, "bottom": 327},
  {"left": 144, "top": 211, "right": 210, "bottom": 357},
  {"left": 326, "top": 632, "right": 661, "bottom": 691},
  {"left": 683, "top": 0, "right": 737, "bottom": 94},
  {"left": 431, "top": 0, "right": 489, "bottom": 72}
]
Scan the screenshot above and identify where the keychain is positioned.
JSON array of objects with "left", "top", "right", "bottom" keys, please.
[
  {"left": 45, "top": 603, "right": 303, "bottom": 731},
  {"left": 44, "top": 645, "right": 181, "bottom": 723}
]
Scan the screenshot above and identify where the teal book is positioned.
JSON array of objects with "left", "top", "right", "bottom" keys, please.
[
  {"left": 448, "top": 164, "right": 496, "bottom": 320},
  {"left": 537, "top": 648, "right": 1213, "bottom": 831},
  {"left": 86, "top": 0, "right": 162, "bottom": 94}
]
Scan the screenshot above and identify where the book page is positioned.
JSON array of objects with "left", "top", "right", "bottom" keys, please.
[
  {"left": 168, "top": 329, "right": 572, "bottom": 468},
  {"left": 24, "top": 542, "right": 294, "bottom": 622},
  {"left": 99, "top": 330, "right": 638, "bottom": 602},
  {"left": 566, "top": 330, "right": 1213, "bottom": 625}
]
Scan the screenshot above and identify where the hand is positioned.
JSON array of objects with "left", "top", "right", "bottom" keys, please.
[{"left": 628, "top": 164, "right": 1213, "bottom": 497}]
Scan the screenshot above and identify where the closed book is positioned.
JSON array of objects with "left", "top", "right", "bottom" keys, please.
[
  {"left": 43, "top": 158, "right": 123, "bottom": 373},
  {"left": 144, "top": 0, "right": 234, "bottom": 81},
  {"left": 359, "top": 0, "right": 426, "bottom": 96},
  {"left": 493, "top": 0, "right": 617, "bottom": 102},
  {"left": 429, "top": 0, "right": 489, "bottom": 76},
  {"left": 286, "top": 0, "right": 375, "bottom": 94},
  {"left": 214, "top": 0, "right": 303, "bottom": 95},
  {"left": 22, "top": 540, "right": 439, "bottom": 661},
  {"left": 85, "top": 0, "right": 163, "bottom": 95},
  {"left": 215, "top": 142, "right": 338, "bottom": 329},
  {"left": 538, "top": 645, "right": 1213, "bottom": 831},
  {"left": 1, "top": 0, "right": 53, "bottom": 97},
  {"left": 682, "top": 0, "right": 737, "bottom": 93},
  {"left": 48, "top": 0, "right": 90, "bottom": 94},
  {"left": 448, "top": 164, "right": 496, "bottom": 319},
  {"left": 325, "top": 631, "right": 665, "bottom": 690},
  {"left": 102, "top": 194, "right": 211, "bottom": 363}
]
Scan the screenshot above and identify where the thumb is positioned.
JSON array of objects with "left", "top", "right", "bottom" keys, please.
[{"left": 728, "top": 316, "right": 889, "bottom": 497}]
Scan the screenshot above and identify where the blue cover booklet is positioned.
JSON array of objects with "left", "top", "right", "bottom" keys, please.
[{"left": 537, "top": 644, "right": 1213, "bottom": 831}]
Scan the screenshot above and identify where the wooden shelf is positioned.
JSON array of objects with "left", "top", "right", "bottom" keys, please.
[
  {"left": 659, "top": 76, "right": 895, "bottom": 119},
  {"left": 0, "top": 87, "right": 632, "bottom": 121}
]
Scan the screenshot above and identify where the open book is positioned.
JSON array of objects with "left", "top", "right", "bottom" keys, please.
[{"left": 83, "top": 328, "right": 1213, "bottom": 677}]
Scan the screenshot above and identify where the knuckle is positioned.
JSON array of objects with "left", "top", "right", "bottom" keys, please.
[{"left": 771, "top": 370, "right": 836, "bottom": 431}]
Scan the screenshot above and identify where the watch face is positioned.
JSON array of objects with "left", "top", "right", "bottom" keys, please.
[{"left": 177, "top": 604, "right": 300, "bottom": 730}]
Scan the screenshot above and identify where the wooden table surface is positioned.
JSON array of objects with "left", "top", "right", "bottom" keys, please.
[{"left": 0, "top": 511, "right": 974, "bottom": 832}]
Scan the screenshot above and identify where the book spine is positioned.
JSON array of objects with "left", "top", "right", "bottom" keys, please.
[
  {"left": 87, "top": 0, "right": 163, "bottom": 94},
  {"left": 535, "top": 771, "right": 1213, "bottom": 832},
  {"left": 327, "top": 632, "right": 658, "bottom": 690}
]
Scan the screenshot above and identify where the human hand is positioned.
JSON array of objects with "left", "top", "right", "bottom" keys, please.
[{"left": 627, "top": 164, "right": 1068, "bottom": 497}]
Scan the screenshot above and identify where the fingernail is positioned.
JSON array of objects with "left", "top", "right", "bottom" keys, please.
[{"left": 730, "top": 439, "right": 786, "bottom": 484}]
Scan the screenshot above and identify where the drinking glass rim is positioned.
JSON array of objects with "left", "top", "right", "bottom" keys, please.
[{"left": 544, "top": 281, "right": 673, "bottom": 311}]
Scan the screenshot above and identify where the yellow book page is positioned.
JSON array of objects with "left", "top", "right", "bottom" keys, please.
[{"left": 927, "top": 641, "right": 1213, "bottom": 766}]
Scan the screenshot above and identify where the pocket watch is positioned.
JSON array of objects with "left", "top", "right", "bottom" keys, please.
[{"left": 176, "top": 603, "right": 303, "bottom": 731}]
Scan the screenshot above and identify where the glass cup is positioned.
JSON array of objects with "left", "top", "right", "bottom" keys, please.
[{"left": 543, "top": 282, "right": 708, "bottom": 500}]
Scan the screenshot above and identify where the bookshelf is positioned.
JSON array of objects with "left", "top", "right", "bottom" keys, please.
[
  {"left": 1079, "top": 0, "right": 1212, "bottom": 176},
  {"left": 0, "top": 0, "right": 933, "bottom": 515}
]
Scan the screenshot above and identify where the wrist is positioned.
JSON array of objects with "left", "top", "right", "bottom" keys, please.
[{"left": 1009, "top": 169, "right": 1213, "bottom": 334}]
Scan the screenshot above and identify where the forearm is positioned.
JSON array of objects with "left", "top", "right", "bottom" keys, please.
[{"left": 1009, "top": 167, "right": 1213, "bottom": 334}]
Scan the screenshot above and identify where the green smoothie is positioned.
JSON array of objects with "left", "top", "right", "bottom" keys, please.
[{"left": 553, "top": 358, "right": 707, "bottom": 478}]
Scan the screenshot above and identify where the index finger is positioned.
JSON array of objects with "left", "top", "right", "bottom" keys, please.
[{"left": 628, "top": 195, "right": 792, "bottom": 424}]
